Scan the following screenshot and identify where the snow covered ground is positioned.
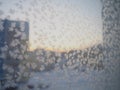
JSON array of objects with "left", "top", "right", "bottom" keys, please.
[{"left": 19, "top": 69, "right": 119, "bottom": 90}]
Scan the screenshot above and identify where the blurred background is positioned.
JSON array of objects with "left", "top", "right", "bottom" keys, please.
[{"left": 0, "top": 0, "right": 120, "bottom": 90}]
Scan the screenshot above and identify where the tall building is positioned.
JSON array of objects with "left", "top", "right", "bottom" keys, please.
[
  {"left": 102, "top": 0, "right": 120, "bottom": 89},
  {"left": 0, "top": 19, "right": 29, "bottom": 63}
]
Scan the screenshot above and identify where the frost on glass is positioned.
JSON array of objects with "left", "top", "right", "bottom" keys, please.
[
  {"left": 0, "top": 20, "right": 29, "bottom": 85},
  {"left": 0, "top": 0, "right": 120, "bottom": 90}
]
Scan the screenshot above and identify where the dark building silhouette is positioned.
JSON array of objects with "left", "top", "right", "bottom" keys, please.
[{"left": 0, "top": 19, "right": 29, "bottom": 64}]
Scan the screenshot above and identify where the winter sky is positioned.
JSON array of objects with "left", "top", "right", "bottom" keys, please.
[{"left": 0, "top": 0, "right": 103, "bottom": 52}]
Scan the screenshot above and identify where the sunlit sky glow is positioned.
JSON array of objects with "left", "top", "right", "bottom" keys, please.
[{"left": 0, "top": 0, "right": 103, "bottom": 52}]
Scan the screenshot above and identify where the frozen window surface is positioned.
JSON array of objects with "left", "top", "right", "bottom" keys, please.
[{"left": 0, "top": 0, "right": 120, "bottom": 90}]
